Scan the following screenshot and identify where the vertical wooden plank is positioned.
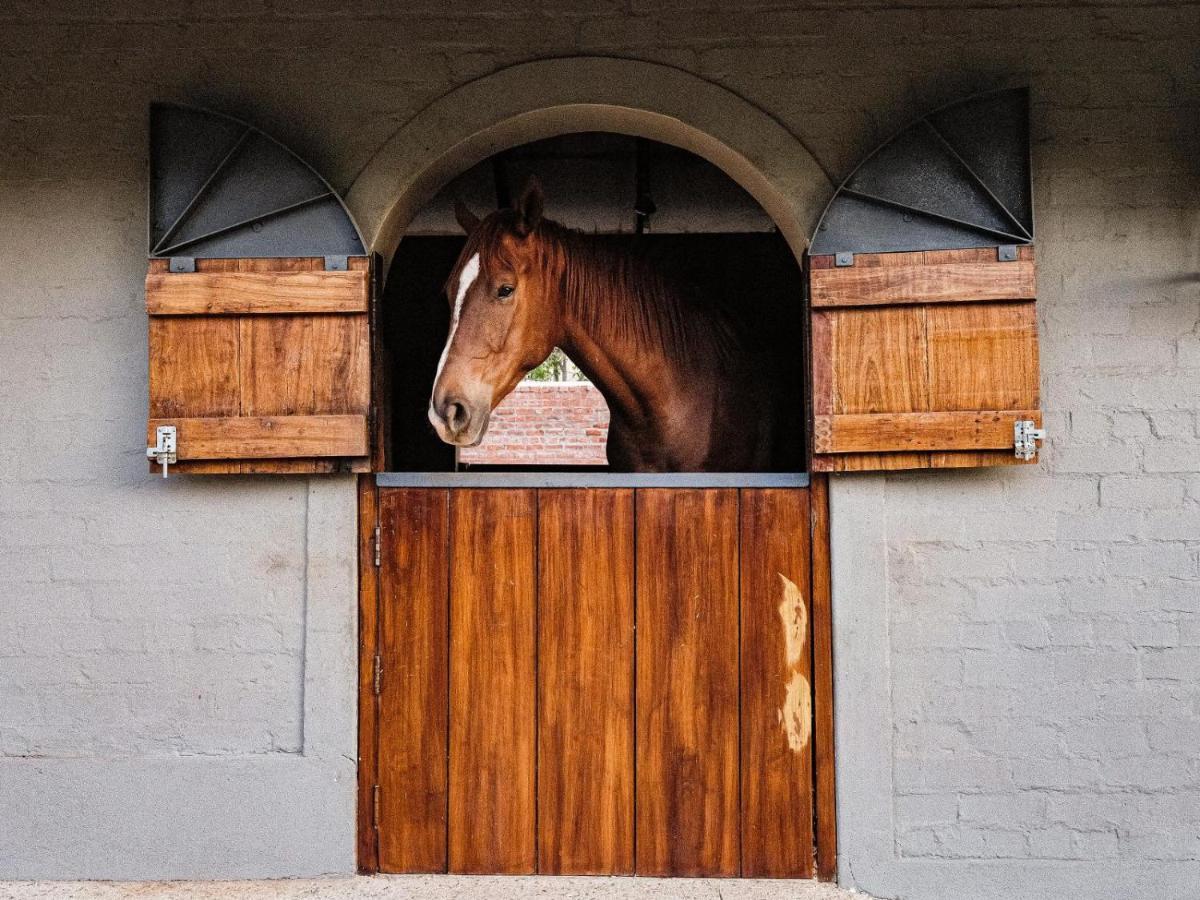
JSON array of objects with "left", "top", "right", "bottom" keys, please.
[
  {"left": 740, "top": 488, "right": 814, "bottom": 878},
  {"left": 356, "top": 476, "right": 380, "bottom": 874},
  {"left": 827, "top": 305, "right": 931, "bottom": 469},
  {"left": 926, "top": 301, "right": 1039, "bottom": 411},
  {"left": 377, "top": 487, "right": 450, "bottom": 873},
  {"left": 239, "top": 315, "right": 369, "bottom": 415},
  {"left": 537, "top": 489, "right": 635, "bottom": 875},
  {"left": 636, "top": 489, "right": 740, "bottom": 877},
  {"left": 448, "top": 489, "right": 537, "bottom": 874},
  {"left": 811, "top": 310, "right": 834, "bottom": 417},
  {"left": 148, "top": 316, "right": 239, "bottom": 419},
  {"left": 810, "top": 475, "right": 838, "bottom": 881}
]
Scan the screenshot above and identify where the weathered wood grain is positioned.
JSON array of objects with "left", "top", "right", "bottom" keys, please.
[
  {"left": 147, "top": 414, "right": 367, "bottom": 460},
  {"left": 238, "top": 314, "right": 369, "bottom": 416},
  {"left": 145, "top": 269, "right": 369, "bottom": 314},
  {"left": 927, "top": 301, "right": 1039, "bottom": 411},
  {"left": 810, "top": 257, "right": 1035, "bottom": 307},
  {"left": 635, "top": 489, "right": 740, "bottom": 877},
  {"left": 448, "top": 489, "right": 537, "bottom": 874},
  {"left": 357, "top": 477, "right": 380, "bottom": 874},
  {"left": 377, "top": 488, "right": 450, "bottom": 873},
  {"left": 831, "top": 306, "right": 930, "bottom": 415},
  {"left": 814, "top": 410, "right": 1041, "bottom": 453},
  {"left": 537, "top": 489, "right": 635, "bottom": 875},
  {"left": 809, "top": 476, "right": 837, "bottom": 881},
  {"left": 740, "top": 488, "right": 814, "bottom": 878},
  {"left": 148, "top": 317, "right": 240, "bottom": 419}
]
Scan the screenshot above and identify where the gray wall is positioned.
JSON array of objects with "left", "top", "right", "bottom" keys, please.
[{"left": 1, "top": 2, "right": 1198, "bottom": 895}]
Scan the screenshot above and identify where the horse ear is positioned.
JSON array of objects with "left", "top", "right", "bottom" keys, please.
[
  {"left": 516, "top": 177, "right": 544, "bottom": 235},
  {"left": 454, "top": 199, "right": 481, "bottom": 235}
]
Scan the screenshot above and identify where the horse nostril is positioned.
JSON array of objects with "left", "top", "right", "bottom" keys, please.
[{"left": 443, "top": 399, "right": 469, "bottom": 433}]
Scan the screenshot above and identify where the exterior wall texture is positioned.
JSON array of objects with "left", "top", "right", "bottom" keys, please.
[{"left": 0, "top": 2, "right": 1197, "bottom": 896}]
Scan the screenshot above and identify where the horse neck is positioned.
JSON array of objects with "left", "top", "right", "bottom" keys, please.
[{"left": 543, "top": 226, "right": 725, "bottom": 430}]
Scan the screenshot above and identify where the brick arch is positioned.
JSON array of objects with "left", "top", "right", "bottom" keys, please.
[{"left": 345, "top": 56, "right": 833, "bottom": 267}]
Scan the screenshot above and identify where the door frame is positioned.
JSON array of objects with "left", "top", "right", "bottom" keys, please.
[{"left": 356, "top": 472, "right": 836, "bottom": 878}]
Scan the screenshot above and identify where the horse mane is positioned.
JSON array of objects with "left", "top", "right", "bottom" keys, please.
[
  {"left": 542, "top": 220, "right": 743, "bottom": 367},
  {"left": 446, "top": 211, "right": 745, "bottom": 368}
]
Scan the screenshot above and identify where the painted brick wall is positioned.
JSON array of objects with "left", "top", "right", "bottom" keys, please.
[
  {"left": 459, "top": 383, "right": 609, "bottom": 466},
  {"left": 0, "top": 0, "right": 1197, "bottom": 888}
]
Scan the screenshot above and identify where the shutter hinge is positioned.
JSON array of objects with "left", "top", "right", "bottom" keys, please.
[
  {"left": 834, "top": 251, "right": 854, "bottom": 267},
  {"left": 373, "top": 784, "right": 381, "bottom": 829},
  {"left": 373, "top": 524, "right": 381, "bottom": 567},
  {"left": 373, "top": 654, "right": 383, "bottom": 695},
  {"left": 998, "top": 244, "right": 1019, "bottom": 262},
  {"left": 168, "top": 257, "right": 195, "bottom": 273},
  {"left": 1014, "top": 419, "right": 1046, "bottom": 460}
]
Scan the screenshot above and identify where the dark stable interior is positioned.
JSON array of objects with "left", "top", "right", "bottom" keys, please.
[{"left": 381, "top": 232, "right": 807, "bottom": 472}]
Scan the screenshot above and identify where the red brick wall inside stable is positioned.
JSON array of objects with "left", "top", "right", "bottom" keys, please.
[{"left": 459, "top": 382, "right": 610, "bottom": 466}]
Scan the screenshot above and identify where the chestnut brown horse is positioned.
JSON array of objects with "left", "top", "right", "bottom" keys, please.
[{"left": 428, "top": 179, "right": 799, "bottom": 472}]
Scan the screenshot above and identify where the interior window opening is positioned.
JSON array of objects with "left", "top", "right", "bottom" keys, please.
[{"left": 382, "top": 132, "right": 807, "bottom": 474}]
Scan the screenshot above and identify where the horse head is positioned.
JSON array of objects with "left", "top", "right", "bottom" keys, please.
[{"left": 428, "top": 178, "right": 561, "bottom": 447}]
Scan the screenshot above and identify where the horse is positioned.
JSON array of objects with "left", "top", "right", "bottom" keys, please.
[{"left": 427, "top": 179, "right": 800, "bottom": 472}]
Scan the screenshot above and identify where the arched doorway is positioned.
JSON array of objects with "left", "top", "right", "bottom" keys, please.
[{"left": 350, "top": 58, "right": 837, "bottom": 880}]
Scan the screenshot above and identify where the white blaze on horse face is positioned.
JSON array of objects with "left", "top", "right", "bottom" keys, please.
[{"left": 434, "top": 252, "right": 480, "bottom": 390}]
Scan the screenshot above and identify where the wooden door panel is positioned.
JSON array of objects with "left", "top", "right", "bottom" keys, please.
[
  {"left": 372, "top": 485, "right": 824, "bottom": 878},
  {"left": 740, "top": 489, "right": 814, "bottom": 877},
  {"left": 377, "top": 488, "right": 449, "bottom": 873},
  {"left": 447, "top": 489, "right": 537, "bottom": 874},
  {"left": 635, "top": 489, "right": 741, "bottom": 877},
  {"left": 537, "top": 489, "right": 635, "bottom": 875}
]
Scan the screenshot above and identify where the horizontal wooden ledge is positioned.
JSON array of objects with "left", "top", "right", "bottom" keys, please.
[
  {"left": 146, "top": 270, "right": 369, "bottom": 315},
  {"left": 813, "top": 410, "right": 1041, "bottom": 454},
  {"left": 810, "top": 260, "right": 1036, "bottom": 308},
  {"left": 148, "top": 414, "right": 368, "bottom": 460}
]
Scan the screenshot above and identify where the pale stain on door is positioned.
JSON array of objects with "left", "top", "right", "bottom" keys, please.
[{"left": 777, "top": 573, "right": 811, "bottom": 753}]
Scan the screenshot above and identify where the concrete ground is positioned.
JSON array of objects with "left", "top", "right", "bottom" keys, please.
[{"left": 0, "top": 877, "right": 868, "bottom": 900}]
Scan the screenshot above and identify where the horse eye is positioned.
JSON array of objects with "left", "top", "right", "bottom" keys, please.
[{"left": 496, "top": 284, "right": 515, "bottom": 300}]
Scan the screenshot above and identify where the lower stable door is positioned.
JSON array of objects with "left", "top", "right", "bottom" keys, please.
[{"left": 373, "top": 486, "right": 815, "bottom": 876}]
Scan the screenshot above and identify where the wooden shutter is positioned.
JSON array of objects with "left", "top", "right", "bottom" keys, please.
[
  {"left": 146, "top": 256, "right": 372, "bottom": 474},
  {"left": 806, "top": 87, "right": 1042, "bottom": 471},
  {"left": 809, "top": 247, "right": 1040, "bottom": 471},
  {"left": 145, "top": 104, "right": 374, "bottom": 474}
]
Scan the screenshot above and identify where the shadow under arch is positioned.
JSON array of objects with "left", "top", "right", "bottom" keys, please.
[{"left": 345, "top": 56, "right": 833, "bottom": 268}]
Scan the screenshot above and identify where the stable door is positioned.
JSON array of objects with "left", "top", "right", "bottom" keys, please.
[{"left": 364, "top": 484, "right": 828, "bottom": 878}]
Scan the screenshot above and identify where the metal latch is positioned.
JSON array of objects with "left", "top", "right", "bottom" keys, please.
[
  {"left": 146, "top": 425, "right": 177, "bottom": 477},
  {"left": 1014, "top": 419, "right": 1046, "bottom": 461}
]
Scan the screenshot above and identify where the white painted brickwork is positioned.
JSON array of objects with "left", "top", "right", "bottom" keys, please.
[{"left": 0, "top": 0, "right": 1197, "bottom": 893}]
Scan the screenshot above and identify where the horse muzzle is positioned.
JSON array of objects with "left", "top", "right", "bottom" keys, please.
[{"left": 428, "top": 394, "right": 490, "bottom": 447}]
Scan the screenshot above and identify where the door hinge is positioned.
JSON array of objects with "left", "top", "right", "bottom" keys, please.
[
  {"left": 1014, "top": 419, "right": 1046, "bottom": 460},
  {"left": 373, "top": 654, "right": 383, "bottom": 695},
  {"left": 373, "top": 784, "right": 381, "bottom": 829},
  {"left": 373, "top": 524, "right": 381, "bottom": 567}
]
